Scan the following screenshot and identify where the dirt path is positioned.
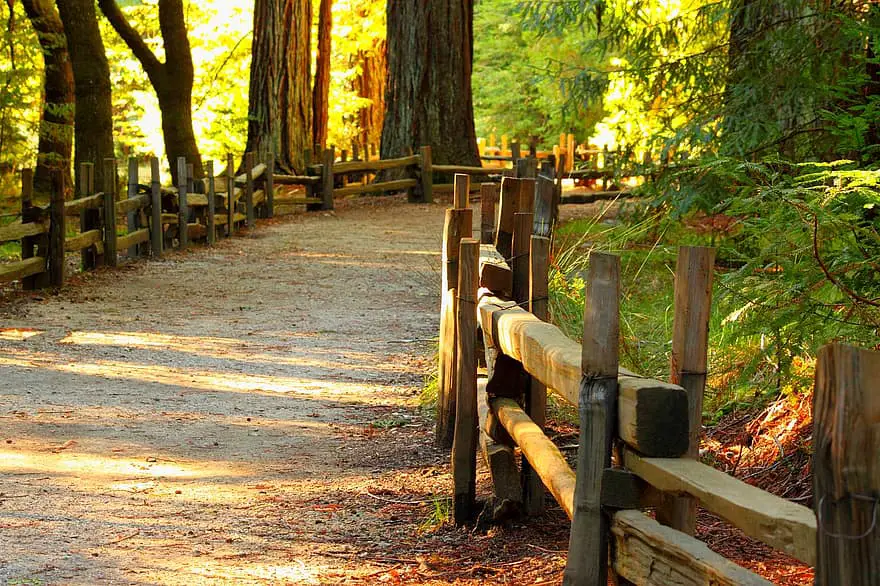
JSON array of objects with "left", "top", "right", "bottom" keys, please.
[{"left": 0, "top": 197, "right": 568, "bottom": 585}]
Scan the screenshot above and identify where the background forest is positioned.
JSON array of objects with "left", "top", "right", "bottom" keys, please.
[{"left": 0, "top": 0, "right": 878, "bottom": 414}]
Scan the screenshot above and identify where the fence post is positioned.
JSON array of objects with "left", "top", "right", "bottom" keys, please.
[
  {"left": 522, "top": 234, "right": 550, "bottom": 516},
  {"left": 243, "top": 152, "right": 255, "bottom": 229},
  {"left": 656, "top": 246, "right": 715, "bottom": 535},
  {"left": 265, "top": 151, "right": 275, "bottom": 218},
  {"left": 437, "top": 199, "right": 473, "bottom": 449},
  {"left": 452, "top": 238, "right": 480, "bottom": 525},
  {"left": 47, "top": 169, "right": 65, "bottom": 288},
  {"left": 206, "top": 160, "right": 216, "bottom": 246},
  {"left": 126, "top": 157, "right": 142, "bottom": 257},
  {"left": 480, "top": 183, "right": 498, "bottom": 244},
  {"left": 226, "top": 153, "right": 235, "bottom": 235},
  {"left": 453, "top": 173, "right": 470, "bottom": 209},
  {"left": 176, "top": 157, "right": 189, "bottom": 249},
  {"left": 564, "top": 252, "right": 620, "bottom": 585},
  {"left": 512, "top": 212, "right": 532, "bottom": 306},
  {"left": 813, "top": 344, "right": 880, "bottom": 586},
  {"left": 495, "top": 177, "right": 519, "bottom": 259},
  {"left": 511, "top": 140, "right": 521, "bottom": 166},
  {"left": 321, "top": 148, "right": 334, "bottom": 211},
  {"left": 102, "top": 158, "right": 118, "bottom": 266},
  {"left": 78, "top": 163, "right": 99, "bottom": 270},
  {"left": 20, "top": 168, "right": 42, "bottom": 290},
  {"left": 149, "top": 157, "right": 162, "bottom": 256},
  {"left": 419, "top": 145, "right": 433, "bottom": 204}
]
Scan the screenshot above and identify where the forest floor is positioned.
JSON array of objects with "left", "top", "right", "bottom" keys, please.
[{"left": 0, "top": 194, "right": 811, "bottom": 585}]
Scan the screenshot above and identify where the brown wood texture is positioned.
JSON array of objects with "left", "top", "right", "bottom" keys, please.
[
  {"left": 419, "top": 145, "right": 433, "bottom": 203},
  {"left": 265, "top": 152, "right": 274, "bottom": 217},
  {"left": 176, "top": 157, "right": 189, "bottom": 248},
  {"left": 65, "top": 229, "right": 102, "bottom": 253},
  {"left": 332, "top": 154, "right": 419, "bottom": 175},
  {"left": 480, "top": 183, "right": 498, "bottom": 244},
  {"left": 495, "top": 177, "right": 519, "bottom": 259},
  {"left": 149, "top": 157, "right": 163, "bottom": 255},
  {"left": 452, "top": 238, "right": 479, "bottom": 525},
  {"left": 115, "top": 194, "right": 150, "bottom": 215},
  {"left": 102, "top": 158, "right": 118, "bottom": 266},
  {"left": 563, "top": 252, "right": 620, "bottom": 585},
  {"left": 479, "top": 244, "right": 511, "bottom": 296},
  {"left": 76, "top": 163, "right": 100, "bottom": 269},
  {"left": 0, "top": 221, "right": 48, "bottom": 243},
  {"left": 332, "top": 178, "right": 417, "bottom": 198},
  {"left": 206, "top": 160, "right": 216, "bottom": 245},
  {"left": 477, "top": 373, "right": 521, "bottom": 519},
  {"left": 226, "top": 153, "right": 235, "bottom": 235},
  {"left": 65, "top": 193, "right": 103, "bottom": 216},
  {"left": 48, "top": 170, "right": 65, "bottom": 287},
  {"left": 813, "top": 344, "right": 880, "bottom": 585},
  {"left": 245, "top": 152, "right": 255, "bottom": 228},
  {"left": 321, "top": 148, "right": 334, "bottom": 210},
  {"left": 0, "top": 257, "right": 46, "bottom": 284},
  {"left": 511, "top": 212, "right": 532, "bottom": 304},
  {"left": 453, "top": 174, "right": 470, "bottom": 209}
]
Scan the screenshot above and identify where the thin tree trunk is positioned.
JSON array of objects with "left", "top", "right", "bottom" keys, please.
[
  {"left": 380, "top": 0, "right": 479, "bottom": 166},
  {"left": 354, "top": 40, "right": 385, "bottom": 151},
  {"left": 21, "top": 0, "right": 74, "bottom": 195},
  {"left": 56, "top": 0, "right": 114, "bottom": 193},
  {"left": 312, "top": 0, "right": 331, "bottom": 150}
]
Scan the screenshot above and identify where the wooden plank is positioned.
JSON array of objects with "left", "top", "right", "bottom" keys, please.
[
  {"left": 480, "top": 183, "right": 498, "bottom": 244},
  {"left": 623, "top": 450, "right": 817, "bottom": 565},
  {"left": 65, "top": 193, "right": 103, "bottom": 216},
  {"left": 150, "top": 157, "right": 163, "bottom": 256},
  {"left": 564, "top": 252, "right": 620, "bottom": 585},
  {"left": 245, "top": 152, "right": 255, "bottom": 228},
  {"left": 452, "top": 239, "right": 479, "bottom": 525},
  {"left": 116, "top": 228, "right": 150, "bottom": 251},
  {"left": 453, "top": 174, "right": 470, "bottom": 209},
  {"left": 478, "top": 293, "right": 689, "bottom": 457},
  {"left": 0, "top": 221, "right": 47, "bottom": 243},
  {"left": 65, "top": 229, "right": 102, "bottom": 252},
  {"left": 332, "top": 178, "right": 417, "bottom": 198},
  {"left": 273, "top": 196, "right": 323, "bottom": 205},
  {"left": 331, "top": 154, "right": 419, "bottom": 175},
  {"left": 321, "top": 148, "right": 334, "bottom": 210},
  {"left": 493, "top": 397, "right": 576, "bottom": 519},
  {"left": 102, "top": 159, "right": 118, "bottom": 267},
  {"left": 0, "top": 256, "right": 45, "bottom": 284},
  {"left": 612, "top": 510, "right": 772, "bottom": 586},
  {"left": 523, "top": 235, "right": 550, "bottom": 516},
  {"left": 433, "top": 164, "right": 496, "bottom": 175},
  {"left": 479, "top": 244, "right": 511, "bottom": 295},
  {"left": 437, "top": 208, "right": 474, "bottom": 449},
  {"left": 115, "top": 193, "right": 149, "bottom": 215},
  {"left": 813, "top": 344, "right": 880, "bottom": 585},
  {"left": 419, "top": 146, "right": 433, "bottom": 203},
  {"left": 48, "top": 171, "right": 65, "bottom": 287},
  {"left": 658, "top": 246, "right": 716, "bottom": 535},
  {"left": 273, "top": 174, "right": 320, "bottom": 185}
]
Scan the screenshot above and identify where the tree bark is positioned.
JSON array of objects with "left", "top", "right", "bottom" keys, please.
[
  {"left": 98, "top": 0, "right": 201, "bottom": 183},
  {"left": 312, "top": 0, "right": 332, "bottom": 150},
  {"left": 380, "top": 0, "right": 479, "bottom": 166},
  {"left": 244, "top": 0, "right": 311, "bottom": 174},
  {"left": 354, "top": 40, "right": 385, "bottom": 151},
  {"left": 55, "top": 0, "right": 114, "bottom": 193},
  {"left": 21, "top": 0, "right": 74, "bottom": 196}
]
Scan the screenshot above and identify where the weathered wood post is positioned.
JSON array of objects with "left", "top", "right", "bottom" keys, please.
[
  {"left": 47, "top": 169, "right": 65, "bottom": 287},
  {"left": 102, "top": 158, "right": 118, "bottom": 266},
  {"left": 534, "top": 175, "right": 556, "bottom": 238},
  {"left": 265, "top": 152, "right": 275, "bottom": 218},
  {"left": 206, "top": 160, "right": 216, "bottom": 246},
  {"left": 20, "top": 168, "right": 42, "bottom": 290},
  {"left": 419, "top": 145, "right": 433, "bottom": 204},
  {"left": 564, "top": 252, "right": 620, "bottom": 585},
  {"left": 321, "top": 148, "right": 334, "bottom": 210},
  {"left": 176, "top": 157, "right": 189, "bottom": 249},
  {"left": 511, "top": 212, "right": 532, "bottom": 306},
  {"left": 226, "top": 153, "right": 235, "bottom": 235},
  {"left": 149, "top": 157, "right": 162, "bottom": 256},
  {"left": 523, "top": 234, "right": 550, "bottom": 515},
  {"left": 126, "top": 157, "right": 142, "bottom": 257},
  {"left": 453, "top": 173, "right": 470, "bottom": 209},
  {"left": 452, "top": 237, "right": 480, "bottom": 525},
  {"left": 656, "top": 246, "right": 715, "bottom": 535},
  {"left": 79, "top": 163, "right": 100, "bottom": 270},
  {"left": 813, "top": 344, "right": 880, "bottom": 586},
  {"left": 517, "top": 157, "right": 538, "bottom": 179},
  {"left": 437, "top": 179, "right": 474, "bottom": 449},
  {"left": 495, "top": 177, "right": 519, "bottom": 259},
  {"left": 480, "top": 183, "right": 498, "bottom": 244},
  {"left": 511, "top": 140, "right": 521, "bottom": 166},
  {"left": 245, "top": 152, "right": 255, "bottom": 228}
]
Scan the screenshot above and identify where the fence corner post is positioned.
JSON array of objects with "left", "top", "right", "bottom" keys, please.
[
  {"left": 452, "top": 237, "right": 480, "bottom": 525},
  {"left": 78, "top": 162, "right": 99, "bottom": 270},
  {"left": 149, "top": 157, "right": 163, "bottom": 256},
  {"left": 813, "top": 343, "right": 880, "bottom": 586},
  {"left": 419, "top": 145, "right": 433, "bottom": 204},
  {"left": 563, "top": 252, "right": 620, "bottom": 586},
  {"left": 103, "top": 158, "right": 118, "bottom": 267},
  {"left": 47, "top": 169, "right": 65, "bottom": 288},
  {"left": 321, "top": 148, "right": 334, "bottom": 211}
]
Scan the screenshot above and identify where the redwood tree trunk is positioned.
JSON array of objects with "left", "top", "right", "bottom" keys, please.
[
  {"left": 380, "top": 0, "right": 479, "bottom": 166},
  {"left": 245, "top": 0, "right": 311, "bottom": 174},
  {"left": 21, "top": 0, "right": 74, "bottom": 195},
  {"left": 311, "top": 0, "right": 332, "bottom": 150},
  {"left": 98, "top": 0, "right": 201, "bottom": 182},
  {"left": 55, "top": 0, "right": 114, "bottom": 193},
  {"left": 354, "top": 41, "right": 385, "bottom": 152}
]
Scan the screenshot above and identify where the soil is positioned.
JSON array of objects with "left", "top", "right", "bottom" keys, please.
[{"left": 0, "top": 195, "right": 571, "bottom": 586}]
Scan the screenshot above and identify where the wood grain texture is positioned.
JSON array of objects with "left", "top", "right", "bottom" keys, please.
[
  {"left": 419, "top": 146, "right": 433, "bottom": 203},
  {"left": 245, "top": 152, "right": 255, "bottom": 228},
  {"left": 176, "top": 157, "right": 189, "bottom": 249},
  {"left": 116, "top": 228, "right": 150, "bottom": 251},
  {"left": 331, "top": 154, "right": 419, "bottom": 175},
  {"left": 453, "top": 174, "right": 470, "bottom": 209},
  {"left": 625, "top": 450, "right": 817, "bottom": 565},
  {"left": 511, "top": 213, "right": 532, "bottom": 305},
  {"left": 0, "top": 256, "right": 45, "bottom": 283},
  {"left": 206, "top": 160, "right": 216, "bottom": 245},
  {"left": 332, "top": 178, "right": 417, "bottom": 198},
  {"left": 65, "top": 193, "right": 103, "bottom": 215},
  {"left": 479, "top": 244, "right": 511, "bottom": 295},
  {"left": 64, "top": 229, "right": 102, "bottom": 253},
  {"left": 612, "top": 510, "right": 772, "bottom": 586},
  {"left": 149, "top": 157, "right": 163, "bottom": 255},
  {"left": 813, "top": 344, "right": 880, "bottom": 585},
  {"left": 0, "top": 221, "right": 47, "bottom": 243},
  {"left": 477, "top": 372, "right": 522, "bottom": 520},
  {"left": 480, "top": 183, "right": 498, "bottom": 244},
  {"left": 102, "top": 158, "right": 118, "bottom": 265}
]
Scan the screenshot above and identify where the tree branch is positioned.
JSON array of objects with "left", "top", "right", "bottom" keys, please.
[{"left": 96, "top": 0, "right": 162, "bottom": 79}]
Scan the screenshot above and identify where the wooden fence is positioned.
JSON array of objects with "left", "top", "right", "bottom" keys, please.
[{"left": 438, "top": 173, "right": 879, "bottom": 584}]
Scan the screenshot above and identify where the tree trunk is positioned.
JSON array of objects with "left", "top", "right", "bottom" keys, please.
[
  {"left": 380, "top": 0, "right": 479, "bottom": 166},
  {"left": 354, "top": 41, "right": 385, "bottom": 152},
  {"left": 21, "top": 0, "right": 74, "bottom": 196},
  {"left": 98, "top": 0, "right": 201, "bottom": 183},
  {"left": 312, "top": 0, "right": 332, "bottom": 150},
  {"left": 244, "top": 0, "right": 311, "bottom": 174},
  {"left": 55, "top": 0, "right": 114, "bottom": 193}
]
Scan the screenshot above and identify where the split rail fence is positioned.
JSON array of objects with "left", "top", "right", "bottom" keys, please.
[{"left": 438, "top": 173, "right": 879, "bottom": 584}]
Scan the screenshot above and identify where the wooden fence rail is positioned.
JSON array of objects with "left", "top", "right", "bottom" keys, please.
[{"left": 440, "top": 171, "right": 878, "bottom": 584}]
